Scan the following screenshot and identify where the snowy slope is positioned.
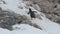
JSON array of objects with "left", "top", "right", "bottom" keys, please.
[
  {"left": 0, "top": 24, "right": 48, "bottom": 34},
  {"left": 31, "top": 17, "right": 60, "bottom": 34},
  {"left": 0, "top": 0, "right": 60, "bottom": 34}
]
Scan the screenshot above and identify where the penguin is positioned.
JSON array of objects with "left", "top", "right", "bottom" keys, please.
[{"left": 28, "top": 8, "right": 37, "bottom": 18}]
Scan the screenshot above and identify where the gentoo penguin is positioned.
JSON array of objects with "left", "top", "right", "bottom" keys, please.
[{"left": 28, "top": 8, "right": 37, "bottom": 18}]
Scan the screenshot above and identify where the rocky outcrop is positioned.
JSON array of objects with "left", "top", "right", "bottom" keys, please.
[
  {"left": 24, "top": 0, "right": 60, "bottom": 24},
  {"left": 0, "top": 7, "right": 42, "bottom": 30},
  {"left": 0, "top": 7, "right": 30, "bottom": 30},
  {"left": 0, "top": 7, "right": 22, "bottom": 30}
]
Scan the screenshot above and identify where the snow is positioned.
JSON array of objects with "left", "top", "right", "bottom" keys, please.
[
  {"left": 0, "top": 0, "right": 60, "bottom": 34},
  {"left": 0, "top": 24, "right": 48, "bottom": 34},
  {"left": 31, "top": 18, "right": 60, "bottom": 34},
  {"left": 12, "top": 24, "right": 48, "bottom": 34}
]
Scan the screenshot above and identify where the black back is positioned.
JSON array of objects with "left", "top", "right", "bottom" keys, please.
[{"left": 28, "top": 8, "right": 36, "bottom": 18}]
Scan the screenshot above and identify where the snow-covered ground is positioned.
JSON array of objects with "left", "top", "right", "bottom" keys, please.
[
  {"left": 0, "top": 24, "right": 48, "bottom": 34},
  {"left": 0, "top": 0, "right": 60, "bottom": 34}
]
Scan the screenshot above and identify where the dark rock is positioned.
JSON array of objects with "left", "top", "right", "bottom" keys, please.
[{"left": 0, "top": 9, "right": 22, "bottom": 31}]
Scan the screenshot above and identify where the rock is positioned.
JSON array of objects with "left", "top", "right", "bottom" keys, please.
[
  {"left": 26, "top": 0, "right": 60, "bottom": 24},
  {"left": 0, "top": 8, "right": 42, "bottom": 30},
  {"left": 0, "top": 8, "right": 22, "bottom": 30}
]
